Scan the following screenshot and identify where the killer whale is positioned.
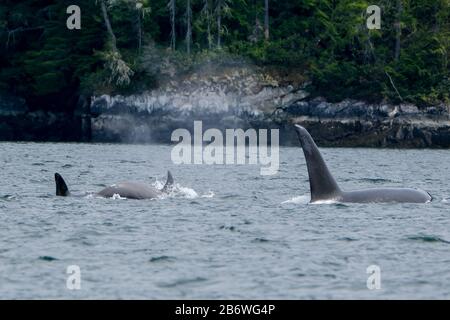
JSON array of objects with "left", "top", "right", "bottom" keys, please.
[
  {"left": 294, "top": 124, "right": 432, "bottom": 203},
  {"left": 55, "top": 171, "right": 174, "bottom": 200}
]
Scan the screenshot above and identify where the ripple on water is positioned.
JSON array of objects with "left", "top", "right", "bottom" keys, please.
[
  {"left": 219, "top": 225, "right": 237, "bottom": 232},
  {"left": 31, "top": 163, "right": 44, "bottom": 166},
  {"left": 38, "top": 256, "right": 58, "bottom": 261},
  {"left": 359, "top": 178, "right": 396, "bottom": 184},
  {"left": 1, "top": 194, "right": 17, "bottom": 201},
  {"left": 252, "top": 237, "right": 270, "bottom": 243},
  {"left": 157, "top": 277, "right": 208, "bottom": 288},
  {"left": 149, "top": 255, "right": 176, "bottom": 263},
  {"left": 407, "top": 235, "right": 450, "bottom": 244},
  {"left": 337, "top": 237, "right": 358, "bottom": 242}
]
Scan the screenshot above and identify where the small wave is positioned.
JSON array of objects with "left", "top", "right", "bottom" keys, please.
[
  {"left": 149, "top": 255, "right": 176, "bottom": 263},
  {"left": 38, "top": 256, "right": 58, "bottom": 261},
  {"left": 407, "top": 235, "right": 450, "bottom": 244},
  {"left": 119, "top": 160, "right": 146, "bottom": 164},
  {"left": 282, "top": 195, "right": 310, "bottom": 204},
  {"left": 201, "top": 191, "right": 215, "bottom": 198},
  {"left": 220, "top": 194, "right": 239, "bottom": 199},
  {"left": 219, "top": 225, "right": 237, "bottom": 231},
  {"left": 338, "top": 237, "right": 358, "bottom": 242},
  {"left": 360, "top": 178, "right": 395, "bottom": 183},
  {"left": 1, "top": 194, "right": 16, "bottom": 201},
  {"left": 84, "top": 193, "right": 96, "bottom": 199},
  {"left": 158, "top": 277, "right": 207, "bottom": 288}
]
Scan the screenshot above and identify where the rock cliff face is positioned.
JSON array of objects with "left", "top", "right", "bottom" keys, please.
[{"left": 90, "top": 64, "right": 308, "bottom": 143}]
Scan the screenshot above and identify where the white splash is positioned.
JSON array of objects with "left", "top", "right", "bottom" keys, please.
[
  {"left": 172, "top": 185, "right": 199, "bottom": 199},
  {"left": 152, "top": 180, "right": 213, "bottom": 200},
  {"left": 310, "top": 199, "right": 340, "bottom": 205},
  {"left": 201, "top": 191, "right": 215, "bottom": 198},
  {"left": 152, "top": 180, "right": 165, "bottom": 190},
  {"left": 282, "top": 195, "right": 310, "bottom": 205},
  {"left": 282, "top": 194, "right": 341, "bottom": 205},
  {"left": 111, "top": 193, "right": 127, "bottom": 200}
]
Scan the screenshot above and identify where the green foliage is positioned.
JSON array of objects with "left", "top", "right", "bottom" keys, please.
[{"left": 0, "top": 0, "right": 103, "bottom": 106}]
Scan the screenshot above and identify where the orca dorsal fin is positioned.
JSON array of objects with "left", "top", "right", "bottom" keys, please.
[
  {"left": 162, "top": 171, "right": 174, "bottom": 193},
  {"left": 55, "top": 173, "right": 70, "bottom": 196},
  {"left": 294, "top": 125, "right": 341, "bottom": 201}
]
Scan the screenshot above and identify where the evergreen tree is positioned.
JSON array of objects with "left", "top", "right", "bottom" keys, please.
[{"left": 168, "top": 0, "right": 176, "bottom": 50}]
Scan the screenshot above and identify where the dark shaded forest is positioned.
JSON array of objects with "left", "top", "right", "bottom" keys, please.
[{"left": 0, "top": 0, "right": 449, "bottom": 112}]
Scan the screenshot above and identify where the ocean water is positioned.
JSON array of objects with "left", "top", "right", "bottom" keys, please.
[{"left": 0, "top": 142, "right": 450, "bottom": 299}]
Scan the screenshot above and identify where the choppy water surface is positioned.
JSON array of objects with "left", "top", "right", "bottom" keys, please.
[{"left": 1, "top": 142, "right": 450, "bottom": 299}]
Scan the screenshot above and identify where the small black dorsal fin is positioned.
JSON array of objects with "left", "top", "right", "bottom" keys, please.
[
  {"left": 55, "top": 173, "right": 70, "bottom": 196},
  {"left": 294, "top": 125, "right": 341, "bottom": 201},
  {"left": 162, "top": 171, "right": 174, "bottom": 193}
]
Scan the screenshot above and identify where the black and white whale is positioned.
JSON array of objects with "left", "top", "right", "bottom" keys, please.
[
  {"left": 55, "top": 171, "right": 174, "bottom": 200},
  {"left": 294, "top": 124, "right": 432, "bottom": 203}
]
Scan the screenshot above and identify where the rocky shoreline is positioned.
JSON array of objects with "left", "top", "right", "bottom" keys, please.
[
  {"left": 89, "top": 95, "right": 450, "bottom": 147},
  {"left": 0, "top": 94, "right": 90, "bottom": 142},
  {"left": 280, "top": 98, "right": 450, "bottom": 148},
  {"left": 1, "top": 63, "right": 450, "bottom": 147}
]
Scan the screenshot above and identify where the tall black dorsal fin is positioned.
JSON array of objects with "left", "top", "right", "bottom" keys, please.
[
  {"left": 162, "top": 171, "right": 174, "bottom": 193},
  {"left": 55, "top": 173, "right": 70, "bottom": 196},
  {"left": 294, "top": 125, "right": 341, "bottom": 201}
]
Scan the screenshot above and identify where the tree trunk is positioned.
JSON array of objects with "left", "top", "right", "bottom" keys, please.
[
  {"left": 217, "top": 9, "right": 221, "bottom": 48},
  {"left": 207, "top": 17, "right": 212, "bottom": 49},
  {"left": 394, "top": 0, "right": 402, "bottom": 61},
  {"left": 433, "top": 2, "right": 440, "bottom": 33},
  {"left": 169, "top": 0, "right": 176, "bottom": 50},
  {"left": 100, "top": 0, "right": 117, "bottom": 52},
  {"left": 186, "top": 0, "right": 192, "bottom": 54},
  {"left": 137, "top": 10, "right": 142, "bottom": 52},
  {"left": 264, "top": 0, "right": 269, "bottom": 41},
  {"left": 207, "top": 10, "right": 212, "bottom": 49}
]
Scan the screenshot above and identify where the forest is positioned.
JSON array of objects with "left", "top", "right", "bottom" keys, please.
[{"left": 0, "top": 0, "right": 449, "bottom": 112}]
